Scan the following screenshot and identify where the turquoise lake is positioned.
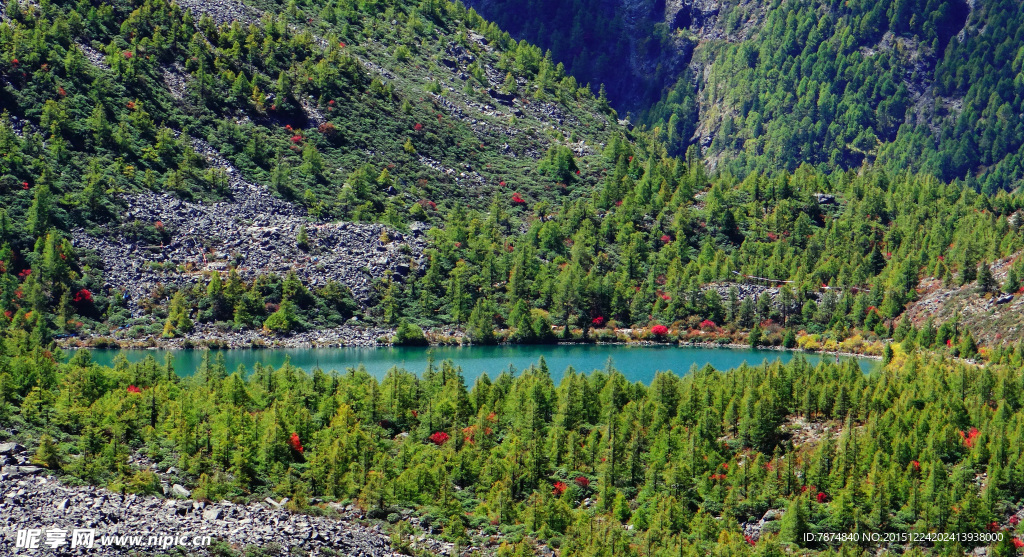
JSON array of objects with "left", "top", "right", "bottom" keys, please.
[{"left": 81, "top": 344, "right": 879, "bottom": 384}]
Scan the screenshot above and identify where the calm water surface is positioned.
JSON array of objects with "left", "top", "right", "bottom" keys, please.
[{"left": 81, "top": 344, "right": 878, "bottom": 384}]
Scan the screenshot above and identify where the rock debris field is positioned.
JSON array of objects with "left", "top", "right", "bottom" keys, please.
[
  {"left": 71, "top": 140, "right": 427, "bottom": 321},
  {"left": 0, "top": 444, "right": 398, "bottom": 556}
]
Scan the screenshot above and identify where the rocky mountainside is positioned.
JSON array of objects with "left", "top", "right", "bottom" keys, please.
[
  {"left": 903, "top": 251, "right": 1024, "bottom": 346},
  {"left": 0, "top": 0, "right": 634, "bottom": 344},
  {"left": 72, "top": 138, "right": 426, "bottom": 316},
  {"left": 463, "top": 0, "right": 1024, "bottom": 192}
]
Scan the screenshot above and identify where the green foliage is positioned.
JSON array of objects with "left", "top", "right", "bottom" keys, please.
[
  {"left": 393, "top": 320, "right": 428, "bottom": 345},
  {"left": 6, "top": 347, "right": 1024, "bottom": 555},
  {"left": 32, "top": 434, "right": 61, "bottom": 470},
  {"left": 263, "top": 300, "right": 300, "bottom": 334}
]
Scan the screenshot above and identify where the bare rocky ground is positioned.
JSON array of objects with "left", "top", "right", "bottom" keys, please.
[
  {"left": 0, "top": 442, "right": 485, "bottom": 556},
  {"left": 2, "top": 442, "right": 396, "bottom": 556},
  {"left": 902, "top": 253, "right": 1023, "bottom": 345},
  {"left": 71, "top": 139, "right": 427, "bottom": 317}
]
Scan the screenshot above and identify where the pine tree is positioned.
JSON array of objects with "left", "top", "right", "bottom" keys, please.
[
  {"left": 1004, "top": 265, "right": 1020, "bottom": 294},
  {"left": 468, "top": 299, "right": 496, "bottom": 345},
  {"left": 959, "top": 331, "right": 978, "bottom": 359},
  {"left": 749, "top": 323, "right": 763, "bottom": 348},
  {"left": 976, "top": 262, "right": 997, "bottom": 294},
  {"left": 778, "top": 496, "right": 809, "bottom": 545},
  {"left": 32, "top": 434, "right": 61, "bottom": 469}
]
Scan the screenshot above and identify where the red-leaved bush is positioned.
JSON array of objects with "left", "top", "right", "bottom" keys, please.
[
  {"left": 574, "top": 476, "right": 590, "bottom": 488},
  {"left": 699, "top": 319, "right": 717, "bottom": 330},
  {"left": 429, "top": 431, "right": 450, "bottom": 446},
  {"left": 816, "top": 491, "right": 828, "bottom": 503},
  {"left": 651, "top": 324, "right": 669, "bottom": 336},
  {"left": 592, "top": 316, "right": 605, "bottom": 326},
  {"left": 511, "top": 192, "right": 526, "bottom": 204},
  {"left": 288, "top": 432, "right": 304, "bottom": 453},
  {"left": 127, "top": 385, "right": 141, "bottom": 394},
  {"left": 959, "top": 427, "right": 980, "bottom": 448},
  {"left": 73, "top": 289, "right": 93, "bottom": 303},
  {"left": 552, "top": 481, "right": 567, "bottom": 495}
]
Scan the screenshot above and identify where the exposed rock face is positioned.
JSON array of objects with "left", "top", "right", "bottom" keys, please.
[{"left": 71, "top": 139, "right": 427, "bottom": 319}]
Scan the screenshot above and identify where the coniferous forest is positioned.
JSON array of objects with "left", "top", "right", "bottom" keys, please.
[{"left": 2, "top": 0, "right": 1024, "bottom": 554}]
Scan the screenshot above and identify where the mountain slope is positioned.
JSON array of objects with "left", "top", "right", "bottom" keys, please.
[
  {"left": 0, "top": 0, "right": 632, "bottom": 341},
  {"left": 464, "top": 0, "right": 1024, "bottom": 192}
]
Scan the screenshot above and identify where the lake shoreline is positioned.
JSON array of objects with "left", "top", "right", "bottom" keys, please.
[{"left": 59, "top": 334, "right": 883, "bottom": 361}]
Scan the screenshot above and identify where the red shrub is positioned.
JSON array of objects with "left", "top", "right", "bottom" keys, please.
[
  {"left": 127, "top": 385, "right": 141, "bottom": 394},
  {"left": 911, "top": 460, "right": 920, "bottom": 471},
  {"left": 660, "top": 234, "right": 672, "bottom": 243},
  {"left": 1012, "top": 538, "right": 1023, "bottom": 549},
  {"left": 413, "top": 123, "right": 423, "bottom": 131},
  {"left": 290, "top": 135, "right": 303, "bottom": 143},
  {"left": 592, "top": 316, "right": 605, "bottom": 326},
  {"left": 651, "top": 324, "right": 669, "bottom": 336},
  {"left": 73, "top": 289, "right": 93, "bottom": 303},
  {"left": 699, "top": 319, "right": 717, "bottom": 330},
  {"left": 429, "top": 431, "right": 450, "bottom": 446},
  {"left": 816, "top": 492, "right": 828, "bottom": 503},
  {"left": 574, "top": 476, "right": 590, "bottom": 488},
  {"left": 511, "top": 192, "right": 526, "bottom": 204},
  {"left": 552, "top": 481, "right": 567, "bottom": 495},
  {"left": 959, "top": 427, "right": 981, "bottom": 448},
  {"left": 288, "top": 432, "right": 304, "bottom": 453}
]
